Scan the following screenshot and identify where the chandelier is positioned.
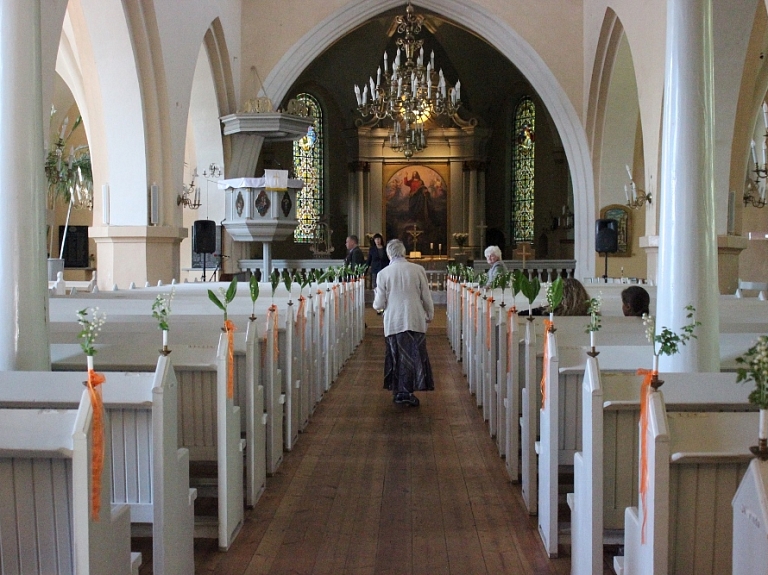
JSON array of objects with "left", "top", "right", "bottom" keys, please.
[{"left": 353, "top": 1, "right": 462, "bottom": 159}]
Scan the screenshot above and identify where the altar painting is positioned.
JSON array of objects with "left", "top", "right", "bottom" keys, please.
[{"left": 385, "top": 165, "right": 447, "bottom": 255}]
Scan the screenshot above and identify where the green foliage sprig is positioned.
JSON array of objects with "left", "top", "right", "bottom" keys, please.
[
  {"left": 546, "top": 277, "right": 564, "bottom": 313},
  {"left": 585, "top": 294, "right": 602, "bottom": 333},
  {"left": 642, "top": 305, "right": 700, "bottom": 357},
  {"left": 151, "top": 288, "right": 175, "bottom": 331},
  {"left": 520, "top": 274, "right": 541, "bottom": 306},
  {"left": 249, "top": 275, "right": 260, "bottom": 317},
  {"left": 208, "top": 277, "right": 238, "bottom": 321},
  {"left": 736, "top": 336, "right": 768, "bottom": 409},
  {"left": 270, "top": 270, "right": 280, "bottom": 299},
  {"left": 77, "top": 307, "right": 106, "bottom": 356}
]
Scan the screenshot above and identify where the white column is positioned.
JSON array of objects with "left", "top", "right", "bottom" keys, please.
[
  {"left": 657, "top": 0, "right": 719, "bottom": 372},
  {"left": 357, "top": 165, "right": 365, "bottom": 239},
  {"left": 467, "top": 163, "right": 478, "bottom": 249},
  {"left": 0, "top": 0, "right": 49, "bottom": 370},
  {"left": 262, "top": 242, "right": 272, "bottom": 281}
]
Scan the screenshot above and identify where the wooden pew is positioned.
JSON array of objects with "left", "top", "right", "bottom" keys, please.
[
  {"left": 51, "top": 334, "right": 244, "bottom": 551},
  {"left": 0, "top": 360, "right": 195, "bottom": 575},
  {"left": 613, "top": 390, "right": 754, "bottom": 575},
  {"left": 0, "top": 390, "right": 139, "bottom": 575},
  {"left": 569, "top": 365, "right": 754, "bottom": 574}
]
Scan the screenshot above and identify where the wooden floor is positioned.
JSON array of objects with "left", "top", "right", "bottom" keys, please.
[{"left": 164, "top": 307, "right": 574, "bottom": 574}]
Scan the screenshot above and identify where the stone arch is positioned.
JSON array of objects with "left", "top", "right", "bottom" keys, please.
[{"left": 260, "top": 0, "right": 596, "bottom": 279}]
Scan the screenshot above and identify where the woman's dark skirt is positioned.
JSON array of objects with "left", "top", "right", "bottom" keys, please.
[{"left": 383, "top": 330, "right": 434, "bottom": 394}]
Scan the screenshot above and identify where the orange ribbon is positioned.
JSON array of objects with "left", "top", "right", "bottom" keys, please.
[
  {"left": 540, "top": 319, "right": 553, "bottom": 410},
  {"left": 473, "top": 291, "right": 481, "bottom": 331},
  {"left": 86, "top": 368, "right": 106, "bottom": 520},
  {"left": 317, "top": 290, "right": 325, "bottom": 330},
  {"left": 486, "top": 298, "right": 494, "bottom": 350},
  {"left": 506, "top": 307, "right": 517, "bottom": 374},
  {"left": 332, "top": 285, "right": 339, "bottom": 322},
  {"left": 637, "top": 368, "right": 657, "bottom": 545},
  {"left": 224, "top": 320, "right": 236, "bottom": 399},
  {"left": 266, "top": 305, "right": 279, "bottom": 362},
  {"left": 296, "top": 296, "right": 307, "bottom": 351}
]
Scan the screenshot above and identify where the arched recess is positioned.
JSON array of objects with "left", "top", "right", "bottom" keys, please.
[
  {"left": 66, "top": 0, "right": 148, "bottom": 226},
  {"left": 180, "top": 40, "right": 227, "bottom": 279},
  {"left": 586, "top": 11, "right": 647, "bottom": 279},
  {"left": 260, "top": 0, "right": 596, "bottom": 279}
]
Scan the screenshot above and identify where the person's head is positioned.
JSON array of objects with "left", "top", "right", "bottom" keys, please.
[
  {"left": 484, "top": 245, "right": 502, "bottom": 264},
  {"left": 372, "top": 233, "right": 384, "bottom": 247},
  {"left": 555, "top": 278, "right": 590, "bottom": 316},
  {"left": 386, "top": 238, "right": 406, "bottom": 259},
  {"left": 345, "top": 235, "right": 359, "bottom": 250},
  {"left": 413, "top": 171, "right": 420, "bottom": 180},
  {"left": 621, "top": 285, "right": 650, "bottom": 317}
]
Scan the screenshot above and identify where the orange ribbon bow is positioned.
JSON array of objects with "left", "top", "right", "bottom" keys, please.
[
  {"left": 86, "top": 368, "right": 106, "bottom": 520},
  {"left": 224, "top": 319, "right": 236, "bottom": 399},
  {"left": 540, "top": 319, "right": 553, "bottom": 410},
  {"left": 636, "top": 367, "right": 657, "bottom": 545}
]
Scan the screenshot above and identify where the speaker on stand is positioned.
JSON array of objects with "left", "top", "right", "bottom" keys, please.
[
  {"left": 193, "top": 220, "right": 217, "bottom": 281},
  {"left": 595, "top": 219, "right": 618, "bottom": 283}
]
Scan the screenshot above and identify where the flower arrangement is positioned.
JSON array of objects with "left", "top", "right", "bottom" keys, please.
[
  {"left": 151, "top": 289, "right": 175, "bottom": 348},
  {"left": 546, "top": 276, "right": 564, "bottom": 317},
  {"left": 642, "top": 305, "right": 700, "bottom": 374},
  {"left": 452, "top": 232, "right": 469, "bottom": 249},
  {"left": 736, "top": 336, "right": 768, "bottom": 409},
  {"left": 491, "top": 269, "right": 512, "bottom": 305},
  {"left": 77, "top": 307, "right": 106, "bottom": 356},
  {"left": 208, "top": 277, "right": 238, "bottom": 321},
  {"left": 519, "top": 273, "right": 541, "bottom": 317},
  {"left": 585, "top": 293, "right": 602, "bottom": 350}
]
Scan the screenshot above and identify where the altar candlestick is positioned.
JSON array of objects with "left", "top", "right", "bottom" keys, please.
[
  {"left": 163, "top": 329, "right": 168, "bottom": 347},
  {"left": 590, "top": 330, "right": 595, "bottom": 349},
  {"left": 760, "top": 409, "right": 767, "bottom": 440}
]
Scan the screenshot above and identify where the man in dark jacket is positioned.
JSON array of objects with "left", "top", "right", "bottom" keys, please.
[{"left": 345, "top": 235, "right": 365, "bottom": 266}]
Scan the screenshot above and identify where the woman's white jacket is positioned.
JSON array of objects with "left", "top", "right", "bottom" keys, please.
[{"left": 372, "top": 258, "right": 434, "bottom": 337}]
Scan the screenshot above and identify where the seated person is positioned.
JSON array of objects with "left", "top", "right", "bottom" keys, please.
[
  {"left": 621, "top": 285, "right": 650, "bottom": 317},
  {"left": 484, "top": 245, "right": 507, "bottom": 287},
  {"left": 519, "top": 277, "right": 591, "bottom": 316}
]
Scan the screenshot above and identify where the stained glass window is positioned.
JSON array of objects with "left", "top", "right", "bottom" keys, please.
[
  {"left": 512, "top": 97, "right": 535, "bottom": 243},
  {"left": 293, "top": 93, "right": 324, "bottom": 242}
]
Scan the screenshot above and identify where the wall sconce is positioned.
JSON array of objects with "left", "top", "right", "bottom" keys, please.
[
  {"left": 744, "top": 178, "right": 766, "bottom": 208},
  {"left": 177, "top": 168, "right": 201, "bottom": 209},
  {"left": 624, "top": 164, "right": 652, "bottom": 209},
  {"left": 203, "top": 163, "right": 222, "bottom": 179}
]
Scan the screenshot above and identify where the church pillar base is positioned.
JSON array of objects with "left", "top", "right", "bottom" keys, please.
[
  {"left": 91, "top": 226, "right": 187, "bottom": 289},
  {"left": 639, "top": 235, "right": 659, "bottom": 284},
  {"left": 717, "top": 234, "right": 748, "bottom": 294}
]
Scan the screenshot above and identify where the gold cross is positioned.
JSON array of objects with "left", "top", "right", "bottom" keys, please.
[{"left": 516, "top": 243, "right": 533, "bottom": 269}]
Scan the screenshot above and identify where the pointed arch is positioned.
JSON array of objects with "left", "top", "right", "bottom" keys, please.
[{"left": 261, "top": 0, "right": 596, "bottom": 278}]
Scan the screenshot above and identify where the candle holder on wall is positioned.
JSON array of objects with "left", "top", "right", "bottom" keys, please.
[
  {"left": 178, "top": 168, "right": 201, "bottom": 210},
  {"left": 624, "top": 164, "right": 652, "bottom": 210}
]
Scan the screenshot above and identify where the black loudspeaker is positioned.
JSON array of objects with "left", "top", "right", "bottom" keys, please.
[
  {"left": 193, "top": 220, "right": 217, "bottom": 254},
  {"left": 595, "top": 219, "right": 619, "bottom": 253}
]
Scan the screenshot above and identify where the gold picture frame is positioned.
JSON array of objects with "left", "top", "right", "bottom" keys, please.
[{"left": 599, "top": 204, "right": 631, "bottom": 256}]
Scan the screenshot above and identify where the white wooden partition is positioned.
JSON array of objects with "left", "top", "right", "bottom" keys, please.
[
  {"left": 0, "top": 392, "right": 136, "bottom": 575},
  {"left": 51, "top": 336, "right": 244, "bottom": 551},
  {"left": 571, "top": 366, "right": 754, "bottom": 575},
  {"left": 0, "top": 361, "right": 196, "bottom": 575},
  {"left": 521, "top": 318, "right": 538, "bottom": 513},
  {"left": 263, "top": 310, "right": 285, "bottom": 475},
  {"left": 732, "top": 459, "right": 768, "bottom": 575},
  {"left": 615, "top": 391, "right": 754, "bottom": 575},
  {"left": 538, "top": 329, "right": 559, "bottom": 557},
  {"left": 244, "top": 321, "right": 267, "bottom": 508}
]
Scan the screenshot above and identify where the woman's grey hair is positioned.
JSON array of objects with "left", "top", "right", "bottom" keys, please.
[
  {"left": 386, "top": 238, "right": 406, "bottom": 259},
  {"left": 484, "top": 245, "right": 502, "bottom": 260}
]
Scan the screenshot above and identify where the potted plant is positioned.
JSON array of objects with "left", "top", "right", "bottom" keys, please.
[
  {"left": 45, "top": 110, "right": 93, "bottom": 280},
  {"left": 736, "top": 335, "right": 768, "bottom": 455}
]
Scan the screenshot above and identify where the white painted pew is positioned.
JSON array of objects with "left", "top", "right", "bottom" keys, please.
[
  {"left": 614, "top": 390, "right": 754, "bottom": 575},
  {"left": 0, "top": 360, "right": 195, "bottom": 575},
  {"left": 732, "top": 458, "right": 768, "bottom": 575},
  {"left": 570, "top": 366, "right": 754, "bottom": 575},
  {"left": 51, "top": 335, "right": 244, "bottom": 551},
  {"left": 0, "top": 391, "right": 138, "bottom": 575}
]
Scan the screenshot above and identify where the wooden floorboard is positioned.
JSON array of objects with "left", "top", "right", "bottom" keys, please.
[{"left": 146, "top": 306, "right": 576, "bottom": 575}]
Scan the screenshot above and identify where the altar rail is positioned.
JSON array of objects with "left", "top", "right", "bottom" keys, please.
[
  {"left": 239, "top": 259, "right": 343, "bottom": 280},
  {"left": 473, "top": 259, "right": 576, "bottom": 281}
]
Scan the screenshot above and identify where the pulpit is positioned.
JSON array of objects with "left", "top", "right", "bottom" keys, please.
[{"left": 219, "top": 170, "right": 304, "bottom": 279}]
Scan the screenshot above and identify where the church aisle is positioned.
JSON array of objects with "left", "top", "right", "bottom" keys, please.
[{"left": 192, "top": 307, "right": 571, "bottom": 575}]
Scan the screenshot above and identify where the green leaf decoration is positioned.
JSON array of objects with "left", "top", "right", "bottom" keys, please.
[
  {"left": 520, "top": 275, "right": 540, "bottom": 304},
  {"left": 270, "top": 270, "right": 280, "bottom": 296},
  {"left": 283, "top": 269, "right": 292, "bottom": 293},
  {"left": 225, "top": 277, "right": 238, "bottom": 304},
  {"left": 512, "top": 270, "right": 524, "bottom": 296},
  {"left": 208, "top": 290, "right": 226, "bottom": 312},
  {"left": 547, "top": 277, "right": 564, "bottom": 312},
  {"left": 249, "top": 275, "right": 259, "bottom": 304}
]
